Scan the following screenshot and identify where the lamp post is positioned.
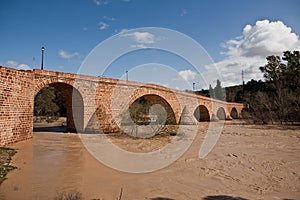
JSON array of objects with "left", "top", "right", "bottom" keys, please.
[
  {"left": 41, "top": 46, "right": 45, "bottom": 70},
  {"left": 193, "top": 82, "right": 195, "bottom": 91},
  {"left": 126, "top": 70, "right": 128, "bottom": 81}
]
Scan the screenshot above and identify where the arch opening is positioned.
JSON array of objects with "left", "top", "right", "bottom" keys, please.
[
  {"left": 119, "top": 94, "right": 177, "bottom": 138},
  {"left": 230, "top": 107, "right": 239, "bottom": 119},
  {"left": 33, "top": 83, "right": 84, "bottom": 133},
  {"left": 217, "top": 107, "right": 226, "bottom": 120},
  {"left": 127, "top": 94, "right": 176, "bottom": 125},
  {"left": 193, "top": 105, "right": 210, "bottom": 122}
]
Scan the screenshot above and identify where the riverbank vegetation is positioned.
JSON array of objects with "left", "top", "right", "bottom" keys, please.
[{"left": 0, "top": 147, "right": 17, "bottom": 184}]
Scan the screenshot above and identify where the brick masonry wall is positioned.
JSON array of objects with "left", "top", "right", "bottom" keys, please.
[
  {"left": 0, "top": 66, "right": 245, "bottom": 146},
  {"left": 0, "top": 66, "right": 34, "bottom": 146}
]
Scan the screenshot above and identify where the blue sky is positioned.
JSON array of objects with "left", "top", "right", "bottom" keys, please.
[{"left": 1, "top": 0, "right": 300, "bottom": 89}]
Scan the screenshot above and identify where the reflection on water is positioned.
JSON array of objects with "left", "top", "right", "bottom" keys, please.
[{"left": 0, "top": 131, "right": 85, "bottom": 200}]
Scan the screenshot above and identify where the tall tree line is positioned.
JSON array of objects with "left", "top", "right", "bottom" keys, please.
[{"left": 247, "top": 51, "right": 300, "bottom": 124}]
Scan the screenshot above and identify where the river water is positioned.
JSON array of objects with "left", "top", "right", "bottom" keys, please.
[
  {"left": 1, "top": 123, "right": 299, "bottom": 200},
  {"left": 0, "top": 125, "right": 202, "bottom": 200},
  {"left": 0, "top": 130, "right": 131, "bottom": 200}
]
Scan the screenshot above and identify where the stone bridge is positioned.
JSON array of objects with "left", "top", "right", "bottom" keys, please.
[{"left": 0, "top": 66, "right": 244, "bottom": 145}]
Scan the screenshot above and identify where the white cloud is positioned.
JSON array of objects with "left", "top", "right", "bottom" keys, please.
[
  {"left": 178, "top": 70, "right": 197, "bottom": 81},
  {"left": 118, "top": 29, "right": 129, "bottom": 34},
  {"left": 59, "top": 49, "right": 80, "bottom": 59},
  {"left": 6, "top": 60, "right": 17, "bottom": 68},
  {"left": 121, "top": 31, "right": 155, "bottom": 44},
  {"left": 130, "top": 44, "right": 148, "bottom": 49},
  {"left": 203, "top": 56, "right": 265, "bottom": 87},
  {"left": 102, "top": 16, "right": 115, "bottom": 21},
  {"left": 180, "top": 9, "right": 187, "bottom": 17},
  {"left": 5, "top": 60, "right": 31, "bottom": 70},
  {"left": 224, "top": 20, "right": 300, "bottom": 58},
  {"left": 207, "top": 20, "right": 300, "bottom": 87},
  {"left": 132, "top": 32, "right": 155, "bottom": 44},
  {"left": 99, "top": 21, "right": 109, "bottom": 30},
  {"left": 93, "top": 0, "right": 108, "bottom": 6},
  {"left": 17, "top": 64, "right": 31, "bottom": 70},
  {"left": 119, "top": 31, "right": 156, "bottom": 48}
]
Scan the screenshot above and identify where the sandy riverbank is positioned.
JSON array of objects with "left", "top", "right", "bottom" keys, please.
[{"left": 0, "top": 121, "right": 299, "bottom": 200}]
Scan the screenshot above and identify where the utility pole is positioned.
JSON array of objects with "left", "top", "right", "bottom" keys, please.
[
  {"left": 33, "top": 56, "right": 36, "bottom": 69},
  {"left": 242, "top": 70, "right": 245, "bottom": 101},
  {"left": 126, "top": 70, "right": 128, "bottom": 81}
]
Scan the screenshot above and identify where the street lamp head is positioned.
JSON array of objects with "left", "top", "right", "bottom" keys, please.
[{"left": 41, "top": 46, "right": 45, "bottom": 51}]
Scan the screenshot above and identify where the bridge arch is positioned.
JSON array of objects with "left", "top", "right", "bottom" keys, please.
[
  {"left": 230, "top": 107, "right": 239, "bottom": 119},
  {"left": 34, "top": 81, "right": 84, "bottom": 132},
  {"left": 129, "top": 94, "right": 177, "bottom": 125},
  {"left": 193, "top": 105, "right": 210, "bottom": 121},
  {"left": 217, "top": 107, "right": 226, "bottom": 120},
  {"left": 129, "top": 87, "right": 181, "bottom": 124}
]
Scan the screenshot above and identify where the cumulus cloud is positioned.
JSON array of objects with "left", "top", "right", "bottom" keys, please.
[
  {"left": 17, "top": 64, "right": 31, "bottom": 70},
  {"left": 6, "top": 60, "right": 17, "bottom": 68},
  {"left": 5, "top": 60, "right": 31, "bottom": 70},
  {"left": 119, "top": 31, "right": 156, "bottom": 48},
  {"left": 132, "top": 32, "right": 155, "bottom": 44},
  {"left": 118, "top": 29, "right": 129, "bottom": 34},
  {"left": 59, "top": 49, "right": 80, "bottom": 59},
  {"left": 224, "top": 20, "right": 300, "bottom": 58},
  {"left": 99, "top": 21, "right": 109, "bottom": 30},
  {"left": 178, "top": 70, "right": 197, "bottom": 81},
  {"left": 122, "top": 31, "right": 155, "bottom": 44},
  {"left": 206, "top": 20, "right": 300, "bottom": 87}
]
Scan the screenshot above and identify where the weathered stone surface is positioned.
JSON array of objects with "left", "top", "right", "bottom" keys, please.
[{"left": 0, "top": 66, "right": 244, "bottom": 146}]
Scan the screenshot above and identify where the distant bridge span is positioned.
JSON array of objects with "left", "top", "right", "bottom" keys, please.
[{"left": 0, "top": 66, "right": 244, "bottom": 145}]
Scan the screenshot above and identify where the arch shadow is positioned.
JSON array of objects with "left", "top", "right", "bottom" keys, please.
[
  {"left": 194, "top": 105, "right": 210, "bottom": 122},
  {"left": 34, "top": 82, "right": 84, "bottom": 133},
  {"left": 230, "top": 107, "right": 239, "bottom": 119},
  {"left": 127, "top": 94, "right": 177, "bottom": 125}
]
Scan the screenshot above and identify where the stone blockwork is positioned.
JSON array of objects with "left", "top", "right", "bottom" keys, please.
[
  {"left": 0, "top": 66, "right": 245, "bottom": 146},
  {"left": 0, "top": 67, "right": 34, "bottom": 145}
]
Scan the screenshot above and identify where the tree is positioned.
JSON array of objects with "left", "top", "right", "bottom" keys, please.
[
  {"left": 34, "top": 86, "right": 66, "bottom": 117},
  {"left": 208, "top": 84, "right": 214, "bottom": 98},
  {"left": 214, "top": 79, "right": 226, "bottom": 100},
  {"left": 282, "top": 50, "right": 300, "bottom": 90},
  {"left": 208, "top": 80, "right": 226, "bottom": 100},
  {"left": 259, "top": 55, "right": 286, "bottom": 82},
  {"left": 250, "top": 50, "right": 300, "bottom": 123}
]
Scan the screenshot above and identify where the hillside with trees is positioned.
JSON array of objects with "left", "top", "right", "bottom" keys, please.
[{"left": 200, "top": 51, "right": 300, "bottom": 124}]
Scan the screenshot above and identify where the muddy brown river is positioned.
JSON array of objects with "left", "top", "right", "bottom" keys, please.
[{"left": 1, "top": 123, "right": 300, "bottom": 200}]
